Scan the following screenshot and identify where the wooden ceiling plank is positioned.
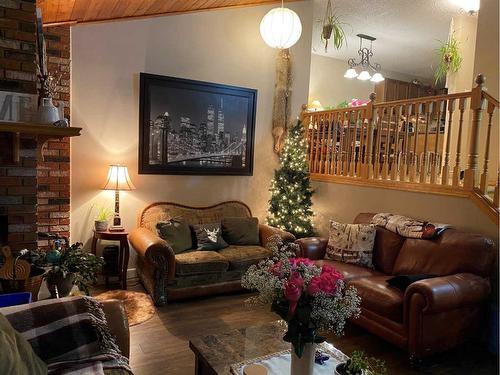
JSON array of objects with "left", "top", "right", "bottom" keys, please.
[{"left": 40, "top": 0, "right": 284, "bottom": 25}]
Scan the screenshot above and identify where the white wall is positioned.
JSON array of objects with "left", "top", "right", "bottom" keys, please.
[
  {"left": 70, "top": 2, "right": 313, "bottom": 267},
  {"left": 312, "top": 181, "right": 498, "bottom": 242}
]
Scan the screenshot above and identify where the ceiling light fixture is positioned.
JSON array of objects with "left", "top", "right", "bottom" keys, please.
[
  {"left": 260, "top": 1, "right": 302, "bottom": 49},
  {"left": 344, "top": 34, "right": 384, "bottom": 83},
  {"left": 450, "top": 0, "right": 480, "bottom": 14}
]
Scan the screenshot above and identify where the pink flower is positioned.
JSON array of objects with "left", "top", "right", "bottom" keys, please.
[
  {"left": 308, "top": 265, "right": 343, "bottom": 296},
  {"left": 284, "top": 272, "right": 304, "bottom": 314},
  {"left": 289, "top": 257, "right": 314, "bottom": 269},
  {"left": 269, "top": 261, "right": 283, "bottom": 276}
]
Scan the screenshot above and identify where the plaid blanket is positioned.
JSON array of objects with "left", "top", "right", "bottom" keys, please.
[
  {"left": 371, "top": 213, "right": 451, "bottom": 239},
  {"left": 1, "top": 296, "right": 132, "bottom": 375}
]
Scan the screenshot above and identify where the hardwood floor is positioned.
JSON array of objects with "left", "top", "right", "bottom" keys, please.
[{"left": 122, "top": 284, "right": 497, "bottom": 375}]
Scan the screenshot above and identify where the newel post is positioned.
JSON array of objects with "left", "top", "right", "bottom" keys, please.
[
  {"left": 464, "top": 74, "right": 486, "bottom": 190},
  {"left": 361, "top": 92, "right": 376, "bottom": 179}
]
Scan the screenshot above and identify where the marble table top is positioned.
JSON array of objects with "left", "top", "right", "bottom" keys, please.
[{"left": 189, "top": 320, "right": 344, "bottom": 375}]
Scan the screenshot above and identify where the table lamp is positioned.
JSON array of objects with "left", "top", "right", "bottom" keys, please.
[{"left": 102, "top": 164, "right": 135, "bottom": 232}]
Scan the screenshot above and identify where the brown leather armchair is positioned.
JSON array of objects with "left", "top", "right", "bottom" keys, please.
[
  {"left": 296, "top": 213, "right": 495, "bottom": 360},
  {"left": 129, "top": 201, "right": 295, "bottom": 306}
]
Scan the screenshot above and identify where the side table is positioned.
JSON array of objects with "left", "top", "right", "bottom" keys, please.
[{"left": 91, "top": 229, "right": 130, "bottom": 289}]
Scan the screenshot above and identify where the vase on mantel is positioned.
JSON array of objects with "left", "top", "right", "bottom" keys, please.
[
  {"left": 291, "top": 343, "right": 316, "bottom": 375},
  {"left": 37, "top": 97, "right": 60, "bottom": 124}
]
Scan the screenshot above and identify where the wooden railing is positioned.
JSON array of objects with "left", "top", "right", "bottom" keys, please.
[{"left": 301, "top": 74, "right": 499, "bottom": 221}]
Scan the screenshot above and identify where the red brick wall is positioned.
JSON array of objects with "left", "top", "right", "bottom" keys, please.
[
  {"left": 0, "top": 0, "right": 71, "bottom": 251},
  {"left": 37, "top": 25, "right": 70, "bottom": 249}
]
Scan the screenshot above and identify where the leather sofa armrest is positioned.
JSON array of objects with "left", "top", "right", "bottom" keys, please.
[
  {"left": 259, "top": 224, "right": 295, "bottom": 247},
  {"left": 295, "top": 237, "right": 328, "bottom": 260},
  {"left": 101, "top": 299, "right": 130, "bottom": 359},
  {"left": 129, "top": 227, "right": 176, "bottom": 281},
  {"left": 405, "top": 273, "right": 491, "bottom": 313}
]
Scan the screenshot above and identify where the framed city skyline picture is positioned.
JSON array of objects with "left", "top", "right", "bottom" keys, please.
[{"left": 139, "top": 73, "right": 257, "bottom": 175}]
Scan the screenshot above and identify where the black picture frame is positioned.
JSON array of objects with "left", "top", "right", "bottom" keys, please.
[{"left": 139, "top": 73, "right": 257, "bottom": 176}]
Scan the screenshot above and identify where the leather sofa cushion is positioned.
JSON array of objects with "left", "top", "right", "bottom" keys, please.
[
  {"left": 349, "top": 276, "right": 404, "bottom": 322},
  {"left": 222, "top": 217, "right": 260, "bottom": 245},
  {"left": 315, "top": 259, "right": 384, "bottom": 281},
  {"left": 392, "top": 229, "right": 495, "bottom": 277},
  {"left": 354, "top": 213, "right": 405, "bottom": 274},
  {"left": 218, "top": 246, "right": 272, "bottom": 271},
  {"left": 175, "top": 251, "right": 229, "bottom": 276}
]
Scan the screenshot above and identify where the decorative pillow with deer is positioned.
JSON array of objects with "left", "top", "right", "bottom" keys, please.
[
  {"left": 193, "top": 223, "right": 229, "bottom": 251},
  {"left": 326, "top": 220, "right": 376, "bottom": 268}
]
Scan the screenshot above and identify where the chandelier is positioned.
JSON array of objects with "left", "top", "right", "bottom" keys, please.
[{"left": 344, "top": 34, "right": 384, "bottom": 83}]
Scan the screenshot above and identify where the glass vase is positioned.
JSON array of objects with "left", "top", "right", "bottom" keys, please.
[{"left": 291, "top": 343, "right": 315, "bottom": 375}]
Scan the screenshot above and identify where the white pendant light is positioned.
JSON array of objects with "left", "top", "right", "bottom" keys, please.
[
  {"left": 370, "top": 72, "right": 385, "bottom": 83},
  {"left": 260, "top": 6, "right": 302, "bottom": 49},
  {"left": 344, "top": 68, "right": 358, "bottom": 79},
  {"left": 357, "top": 70, "right": 372, "bottom": 81}
]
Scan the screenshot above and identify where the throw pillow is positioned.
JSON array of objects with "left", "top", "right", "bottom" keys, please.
[
  {"left": 387, "top": 275, "right": 437, "bottom": 291},
  {"left": 193, "top": 223, "right": 228, "bottom": 251},
  {"left": 221, "top": 217, "right": 260, "bottom": 245},
  {"left": 157, "top": 220, "right": 193, "bottom": 254},
  {"left": 326, "top": 220, "right": 376, "bottom": 268},
  {"left": 0, "top": 313, "right": 47, "bottom": 375}
]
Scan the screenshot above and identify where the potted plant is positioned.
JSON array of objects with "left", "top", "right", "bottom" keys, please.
[
  {"left": 335, "top": 350, "right": 387, "bottom": 375},
  {"left": 242, "top": 236, "right": 361, "bottom": 375},
  {"left": 321, "top": 0, "right": 347, "bottom": 52},
  {"left": 434, "top": 34, "right": 462, "bottom": 84},
  {"left": 95, "top": 206, "right": 113, "bottom": 232},
  {"left": 33, "top": 240, "right": 104, "bottom": 298}
]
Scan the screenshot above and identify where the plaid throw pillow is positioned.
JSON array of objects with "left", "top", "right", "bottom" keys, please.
[{"left": 326, "top": 220, "right": 376, "bottom": 268}]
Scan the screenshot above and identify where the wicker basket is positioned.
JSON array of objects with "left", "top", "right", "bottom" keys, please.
[{"left": 0, "top": 267, "right": 46, "bottom": 301}]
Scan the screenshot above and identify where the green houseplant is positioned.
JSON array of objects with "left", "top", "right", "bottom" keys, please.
[
  {"left": 321, "top": 0, "right": 347, "bottom": 52},
  {"left": 335, "top": 350, "right": 387, "bottom": 375},
  {"left": 33, "top": 241, "right": 104, "bottom": 297},
  {"left": 94, "top": 205, "right": 113, "bottom": 232},
  {"left": 434, "top": 34, "right": 462, "bottom": 85}
]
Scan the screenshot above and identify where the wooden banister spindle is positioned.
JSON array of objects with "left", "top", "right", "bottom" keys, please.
[
  {"left": 343, "top": 110, "right": 352, "bottom": 176},
  {"left": 409, "top": 104, "right": 422, "bottom": 182},
  {"left": 357, "top": 109, "right": 367, "bottom": 176},
  {"left": 430, "top": 100, "right": 444, "bottom": 184},
  {"left": 479, "top": 101, "right": 495, "bottom": 194},
  {"left": 350, "top": 110, "right": 360, "bottom": 176},
  {"left": 464, "top": 74, "right": 486, "bottom": 190},
  {"left": 441, "top": 98, "right": 455, "bottom": 185},
  {"left": 420, "top": 102, "right": 434, "bottom": 183},
  {"left": 382, "top": 107, "right": 393, "bottom": 180},
  {"left": 318, "top": 113, "right": 326, "bottom": 174},
  {"left": 361, "top": 92, "right": 376, "bottom": 179},
  {"left": 325, "top": 112, "right": 333, "bottom": 175},
  {"left": 313, "top": 114, "right": 322, "bottom": 173},
  {"left": 331, "top": 112, "right": 340, "bottom": 174},
  {"left": 374, "top": 107, "right": 384, "bottom": 179},
  {"left": 391, "top": 105, "right": 402, "bottom": 181},
  {"left": 337, "top": 111, "right": 346, "bottom": 175},
  {"left": 494, "top": 170, "right": 499, "bottom": 207},
  {"left": 400, "top": 104, "right": 412, "bottom": 181},
  {"left": 452, "top": 98, "right": 467, "bottom": 186},
  {"left": 307, "top": 113, "right": 316, "bottom": 171}
]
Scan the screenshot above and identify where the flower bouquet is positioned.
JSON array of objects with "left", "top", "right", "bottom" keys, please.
[{"left": 242, "top": 236, "right": 361, "bottom": 374}]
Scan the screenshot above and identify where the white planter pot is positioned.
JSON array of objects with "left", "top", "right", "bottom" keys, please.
[
  {"left": 95, "top": 220, "right": 108, "bottom": 232},
  {"left": 37, "top": 97, "right": 60, "bottom": 124},
  {"left": 291, "top": 343, "right": 316, "bottom": 375}
]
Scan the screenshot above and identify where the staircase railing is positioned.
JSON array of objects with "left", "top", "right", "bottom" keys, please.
[{"left": 301, "top": 74, "right": 499, "bottom": 221}]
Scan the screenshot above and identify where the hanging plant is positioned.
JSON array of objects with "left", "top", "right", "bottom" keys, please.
[
  {"left": 434, "top": 34, "right": 462, "bottom": 85},
  {"left": 321, "top": 0, "right": 347, "bottom": 52}
]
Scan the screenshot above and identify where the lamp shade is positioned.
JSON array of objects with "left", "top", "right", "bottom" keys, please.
[
  {"left": 357, "top": 70, "right": 372, "bottom": 81},
  {"left": 344, "top": 68, "right": 358, "bottom": 79},
  {"left": 102, "top": 165, "right": 135, "bottom": 191},
  {"left": 370, "top": 72, "right": 385, "bottom": 83},
  {"left": 260, "top": 7, "right": 302, "bottom": 49}
]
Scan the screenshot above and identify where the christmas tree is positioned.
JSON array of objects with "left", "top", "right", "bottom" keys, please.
[{"left": 267, "top": 119, "right": 314, "bottom": 237}]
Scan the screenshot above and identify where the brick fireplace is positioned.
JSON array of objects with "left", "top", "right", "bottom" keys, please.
[{"left": 0, "top": 0, "right": 72, "bottom": 252}]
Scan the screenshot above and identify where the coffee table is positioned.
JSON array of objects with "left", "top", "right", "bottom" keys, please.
[{"left": 189, "top": 321, "right": 347, "bottom": 375}]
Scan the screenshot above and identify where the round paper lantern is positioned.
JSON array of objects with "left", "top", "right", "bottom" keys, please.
[{"left": 260, "top": 7, "right": 302, "bottom": 49}]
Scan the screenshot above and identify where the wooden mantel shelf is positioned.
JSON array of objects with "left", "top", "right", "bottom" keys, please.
[{"left": 0, "top": 121, "right": 82, "bottom": 162}]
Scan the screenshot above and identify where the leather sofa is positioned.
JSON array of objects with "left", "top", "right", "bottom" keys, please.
[
  {"left": 129, "top": 201, "right": 294, "bottom": 306},
  {"left": 296, "top": 213, "right": 495, "bottom": 360}
]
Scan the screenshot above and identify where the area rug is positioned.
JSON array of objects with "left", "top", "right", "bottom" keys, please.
[{"left": 94, "top": 290, "right": 155, "bottom": 326}]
